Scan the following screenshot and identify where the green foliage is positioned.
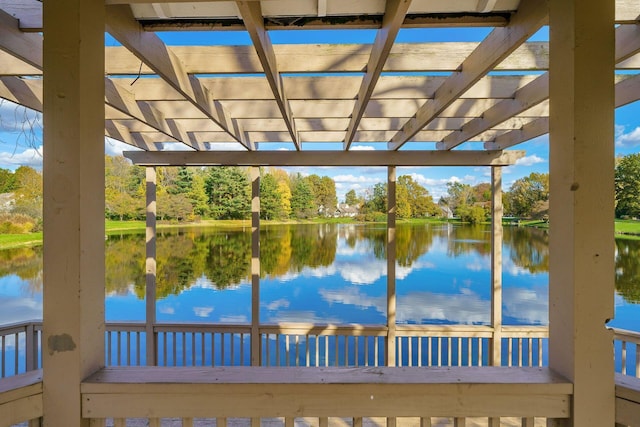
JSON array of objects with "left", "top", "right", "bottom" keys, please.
[
  {"left": 615, "top": 153, "right": 640, "bottom": 218},
  {"left": 505, "top": 172, "right": 549, "bottom": 218},
  {"left": 0, "top": 168, "right": 16, "bottom": 193},
  {"left": 440, "top": 182, "right": 473, "bottom": 215},
  {"left": 344, "top": 189, "right": 359, "bottom": 206},
  {"left": 260, "top": 172, "right": 283, "bottom": 220},
  {"left": 205, "top": 167, "right": 251, "bottom": 220},
  {"left": 0, "top": 213, "right": 35, "bottom": 234},
  {"left": 289, "top": 173, "right": 316, "bottom": 219},
  {"left": 457, "top": 203, "right": 486, "bottom": 224},
  {"left": 306, "top": 175, "right": 337, "bottom": 216},
  {"left": 12, "top": 166, "right": 42, "bottom": 221},
  {"left": 397, "top": 175, "right": 440, "bottom": 218}
]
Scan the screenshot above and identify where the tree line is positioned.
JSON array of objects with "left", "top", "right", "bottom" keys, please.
[{"left": 7, "top": 151, "right": 640, "bottom": 233}]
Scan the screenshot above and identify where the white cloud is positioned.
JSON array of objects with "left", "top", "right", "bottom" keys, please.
[
  {"left": 219, "top": 315, "right": 248, "bottom": 323},
  {"left": 193, "top": 306, "right": 214, "bottom": 317},
  {"left": 503, "top": 287, "right": 548, "bottom": 325},
  {"left": 262, "top": 298, "right": 290, "bottom": 310},
  {"left": 0, "top": 146, "right": 43, "bottom": 169},
  {"left": 616, "top": 126, "right": 640, "bottom": 147},
  {"left": 0, "top": 296, "right": 42, "bottom": 325},
  {"left": 333, "top": 174, "right": 381, "bottom": 184},
  {"left": 105, "top": 137, "right": 141, "bottom": 157},
  {"left": 515, "top": 155, "right": 545, "bottom": 166},
  {"left": 350, "top": 145, "right": 376, "bottom": 151},
  {"left": 158, "top": 305, "right": 175, "bottom": 315}
]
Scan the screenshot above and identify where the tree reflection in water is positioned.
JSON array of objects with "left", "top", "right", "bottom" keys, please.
[{"left": 1, "top": 224, "right": 639, "bottom": 305}]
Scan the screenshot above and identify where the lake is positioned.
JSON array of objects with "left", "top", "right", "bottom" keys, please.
[{"left": 0, "top": 222, "right": 637, "bottom": 331}]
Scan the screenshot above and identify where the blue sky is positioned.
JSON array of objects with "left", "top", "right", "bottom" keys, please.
[{"left": 0, "top": 26, "right": 639, "bottom": 202}]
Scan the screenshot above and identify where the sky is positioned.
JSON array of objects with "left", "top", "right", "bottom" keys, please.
[{"left": 1, "top": 26, "right": 639, "bottom": 202}]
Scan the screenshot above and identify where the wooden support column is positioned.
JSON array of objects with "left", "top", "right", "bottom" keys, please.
[
  {"left": 251, "top": 167, "right": 260, "bottom": 366},
  {"left": 490, "top": 166, "right": 503, "bottom": 367},
  {"left": 488, "top": 166, "right": 503, "bottom": 427},
  {"left": 386, "top": 166, "right": 397, "bottom": 368},
  {"left": 145, "top": 167, "right": 157, "bottom": 366},
  {"left": 549, "top": 0, "right": 615, "bottom": 425},
  {"left": 42, "top": 1, "right": 105, "bottom": 426}
]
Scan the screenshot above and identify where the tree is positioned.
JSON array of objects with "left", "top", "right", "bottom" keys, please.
[
  {"left": 260, "top": 172, "right": 282, "bottom": 220},
  {"left": 398, "top": 175, "right": 440, "bottom": 218},
  {"left": 506, "top": 172, "right": 549, "bottom": 218},
  {"left": 305, "top": 174, "right": 337, "bottom": 216},
  {"left": 616, "top": 154, "right": 640, "bottom": 218},
  {"left": 205, "top": 167, "right": 250, "bottom": 219},
  {"left": 188, "top": 172, "right": 209, "bottom": 217},
  {"left": 0, "top": 168, "right": 16, "bottom": 193},
  {"left": 344, "top": 189, "right": 359, "bottom": 206},
  {"left": 12, "top": 166, "right": 42, "bottom": 220},
  {"left": 289, "top": 173, "right": 316, "bottom": 219},
  {"left": 440, "top": 182, "right": 473, "bottom": 216}
]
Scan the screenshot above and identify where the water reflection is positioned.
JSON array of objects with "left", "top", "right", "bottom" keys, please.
[{"left": 0, "top": 224, "right": 638, "bottom": 326}]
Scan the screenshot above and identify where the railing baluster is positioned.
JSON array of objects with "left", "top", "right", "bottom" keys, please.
[
  {"left": 374, "top": 336, "right": 379, "bottom": 367},
  {"left": 354, "top": 417, "right": 363, "bottom": 427},
  {"left": 218, "top": 417, "right": 227, "bottom": 427},
  {"left": 325, "top": 335, "right": 329, "bottom": 367},
  {"left": 538, "top": 338, "right": 543, "bottom": 367},
  {"left": 285, "top": 335, "right": 290, "bottom": 366},
  {"left": 285, "top": 417, "right": 294, "bottom": 427},
  {"left": 306, "top": 334, "right": 310, "bottom": 367},
  {"left": 397, "top": 336, "right": 403, "bottom": 367},
  {"left": 212, "top": 332, "right": 216, "bottom": 367},
  {"left": 365, "top": 335, "right": 370, "bottom": 367},
  {"left": 319, "top": 417, "right": 328, "bottom": 427},
  {"left": 113, "top": 418, "right": 126, "bottom": 427},
  {"left": 295, "top": 335, "right": 300, "bottom": 367},
  {"left": 508, "top": 338, "right": 513, "bottom": 367},
  {"left": 622, "top": 341, "right": 627, "bottom": 375},
  {"left": 276, "top": 334, "right": 281, "bottom": 366},
  {"left": 315, "top": 334, "right": 319, "bottom": 367},
  {"left": 14, "top": 332, "right": 20, "bottom": 374},
  {"left": 136, "top": 331, "right": 141, "bottom": 366},
  {"left": 191, "top": 332, "right": 196, "bottom": 366},
  {"left": 344, "top": 334, "right": 349, "bottom": 366},
  {"left": 240, "top": 332, "right": 245, "bottom": 366},
  {"left": 126, "top": 331, "right": 131, "bottom": 366},
  {"left": 221, "top": 332, "right": 226, "bottom": 366},
  {"left": 518, "top": 338, "right": 523, "bottom": 367},
  {"left": 183, "top": 417, "right": 194, "bottom": 427},
  {"left": 201, "top": 332, "right": 206, "bottom": 366},
  {"left": 89, "top": 418, "right": 106, "bottom": 427},
  {"left": 354, "top": 336, "right": 359, "bottom": 366},
  {"left": 106, "top": 332, "right": 112, "bottom": 367},
  {"left": 334, "top": 336, "right": 339, "bottom": 366},
  {"left": 420, "top": 417, "right": 432, "bottom": 427},
  {"left": 447, "top": 337, "right": 452, "bottom": 366},
  {"left": 437, "top": 337, "right": 442, "bottom": 367},
  {"left": 521, "top": 417, "right": 535, "bottom": 426},
  {"left": 149, "top": 418, "right": 160, "bottom": 427},
  {"left": 230, "top": 332, "right": 235, "bottom": 366},
  {"left": 457, "top": 337, "right": 462, "bottom": 366}
]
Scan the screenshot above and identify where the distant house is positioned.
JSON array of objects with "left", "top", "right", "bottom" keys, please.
[
  {"left": 335, "top": 203, "right": 359, "bottom": 217},
  {"left": 439, "top": 204, "right": 453, "bottom": 219}
]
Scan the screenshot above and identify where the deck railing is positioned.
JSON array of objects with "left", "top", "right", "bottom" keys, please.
[
  {"left": 0, "top": 320, "right": 635, "bottom": 375},
  {"left": 2, "top": 321, "right": 640, "bottom": 427}
]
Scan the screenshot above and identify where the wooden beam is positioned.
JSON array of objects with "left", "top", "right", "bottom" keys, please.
[
  {"left": 438, "top": 73, "right": 548, "bottom": 150},
  {"left": 344, "top": 0, "right": 412, "bottom": 150},
  {"left": 81, "top": 366, "right": 572, "bottom": 419},
  {"left": 387, "top": 0, "right": 548, "bottom": 150},
  {"left": 0, "top": 8, "right": 41, "bottom": 68},
  {"left": 103, "top": 42, "right": 551, "bottom": 76},
  {"left": 123, "top": 150, "right": 524, "bottom": 167},
  {"left": 105, "top": 5, "right": 249, "bottom": 149},
  {"left": 237, "top": 1, "right": 299, "bottom": 150},
  {"left": 616, "top": 24, "right": 640, "bottom": 64},
  {"left": 485, "top": 73, "right": 640, "bottom": 149}
]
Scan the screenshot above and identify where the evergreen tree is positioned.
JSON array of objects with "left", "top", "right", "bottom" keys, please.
[
  {"left": 205, "top": 166, "right": 250, "bottom": 219},
  {"left": 260, "top": 172, "right": 282, "bottom": 220},
  {"left": 289, "top": 173, "right": 316, "bottom": 219},
  {"left": 0, "top": 168, "right": 16, "bottom": 193}
]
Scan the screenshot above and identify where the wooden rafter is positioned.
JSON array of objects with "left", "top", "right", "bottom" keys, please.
[
  {"left": 387, "top": 0, "right": 548, "bottom": 150},
  {"left": 236, "top": 0, "right": 299, "bottom": 150},
  {"left": 343, "top": 0, "right": 412, "bottom": 150},
  {"left": 440, "top": 23, "right": 640, "bottom": 150},
  {"left": 106, "top": 5, "right": 253, "bottom": 150},
  {"left": 487, "top": 73, "right": 640, "bottom": 149}
]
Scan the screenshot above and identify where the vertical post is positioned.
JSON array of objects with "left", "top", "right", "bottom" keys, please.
[
  {"left": 549, "top": 0, "right": 615, "bottom": 425},
  {"left": 42, "top": 1, "right": 105, "bottom": 426},
  {"left": 386, "top": 166, "right": 397, "bottom": 367},
  {"left": 251, "top": 167, "right": 261, "bottom": 366},
  {"left": 490, "top": 166, "right": 503, "bottom": 366},
  {"left": 488, "top": 166, "right": 502, "bottom": 427},
  {"left": 25, "top": 322, "right": 35, "bottom": 372},
  {"left": 146, "top": 167, "right": 157, "bottom": 366}
]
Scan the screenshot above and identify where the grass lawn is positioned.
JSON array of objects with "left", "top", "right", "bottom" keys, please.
[{"left": 2, "top": 218, "right": 639, "bottom": 249}]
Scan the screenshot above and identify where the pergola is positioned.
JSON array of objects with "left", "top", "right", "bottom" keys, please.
[{"left": 0, "top": 0, "right": 637, "bottom": 426}]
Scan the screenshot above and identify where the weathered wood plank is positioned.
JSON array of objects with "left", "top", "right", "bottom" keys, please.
[
  {"left": 0, "top": 371, "right": 42, "bottom": 404},
  {"left": 0, "top": 371, "right": 43, "bottom": 427}
]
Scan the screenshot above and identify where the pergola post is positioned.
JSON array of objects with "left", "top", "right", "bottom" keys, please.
[
  {"left": 488, "top": 166, "right": 503, "bottom": 427},
  {"left": 251, "top": 167, "right": 261, "bottom": 366},
  {"left": 386, "top": 166, "right": 397, "bottom": 368},
  {"left": 549, "top": 0, "right": 615, "bottom": 425},
  {"left": 42, "top": 0, "right": 105, "bottom": 426},
  {"left": 146, "top": 167, "right": 157, "bottom": 366},
  {"left": 490, "top": 166, "right": 503, "bottom": 367}
]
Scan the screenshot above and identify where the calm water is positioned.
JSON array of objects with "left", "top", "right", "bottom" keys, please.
[{"left": 0, "top": 223, "right": 638, "bottom": 330}]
